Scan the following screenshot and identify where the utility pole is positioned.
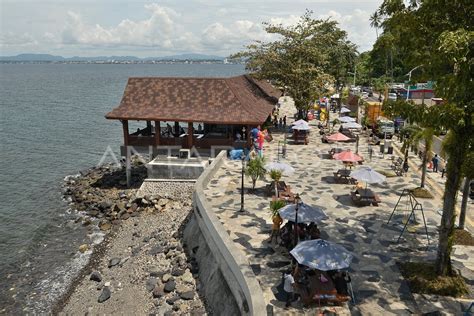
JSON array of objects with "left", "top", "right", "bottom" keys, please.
[{"left": 405, "top": 65, "right": 423, "bottom": 101}]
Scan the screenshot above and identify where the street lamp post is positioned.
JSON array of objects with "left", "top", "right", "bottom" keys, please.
[
  {"left": 405, "top": 65, "right": 423, "bottom": 101},
  {"left": 240, "top": 152, "right": 245, "bottom": 212},
  {"left": 293, "top": 193, "right": 301, "bottom": 247}
]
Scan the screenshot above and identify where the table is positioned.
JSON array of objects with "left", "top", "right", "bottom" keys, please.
[
  {"left": 351, "top": 188, "right": 381, "bottom": 206},
  {"left": 295, "top": 272, "right": 349, "bottom": 306},
  {"left": 333, "top": 169, "right": 355, "bottom": 184}
]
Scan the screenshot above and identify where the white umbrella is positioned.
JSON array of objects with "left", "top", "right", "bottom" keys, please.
[
  {"left": 340, "top": 106, "right": 351, "bottom": 113},
  {"left": 279, "top": 203, "right": 327, "bottom": 223},
  {"left": 350, "top": 166, "right": 386, "bottom": 184},
  {"left": 264, "top": 162, "right": 295, "bottom": 176},
  {"left": 342, "top": 122, "right": 362, "bottom": 129},
  {"left": 291, "top": 120, "right": 311, "bottom": 130},
  {"left": 338, "top": 116, "right": 356, "bottom": 123},
  {"left": 290, "top": 239, "right": 354, "bottom": 271}
]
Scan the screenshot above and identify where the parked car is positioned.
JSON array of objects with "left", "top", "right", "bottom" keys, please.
[{"left": 388, "top": 93, "right": 397, "bottom": 101}]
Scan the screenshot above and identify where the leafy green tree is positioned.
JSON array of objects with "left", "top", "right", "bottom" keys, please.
[
  {"left": 245, "top": 156, "right": 266, "bottom": 191},
  {"left": 232, "top": 10, "right": 357, "bottom": 117},
  {"left": 376, "top": 0, "right": 474, "bottom": 275}
]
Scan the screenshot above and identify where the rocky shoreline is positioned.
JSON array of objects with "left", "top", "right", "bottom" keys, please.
[{"left": 56, "top": 162, "right": 209, "bottom": 315}]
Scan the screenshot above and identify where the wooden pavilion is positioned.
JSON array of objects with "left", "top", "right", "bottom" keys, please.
[{"left": 106, "top": 74, "right": 281, "bottom": 184}]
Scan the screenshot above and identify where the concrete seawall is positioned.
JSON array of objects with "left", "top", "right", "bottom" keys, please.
[{"left": 183, "top": 151, "right": 266, "bottom": 315}]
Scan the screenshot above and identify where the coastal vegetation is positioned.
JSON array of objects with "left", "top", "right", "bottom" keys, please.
[
  {"left": 373, "top": 0, "right": 473, "bottom": 278},
  {"left": 232, "top": 10, "right": 357, "bottom": 118}
]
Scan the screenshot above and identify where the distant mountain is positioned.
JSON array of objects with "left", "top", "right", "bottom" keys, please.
[
  {"left": 0, "top": 53, "right": 225, "bottom": 62},
  {"left": 1, "top": 53, "right": 66, "bottom": 61}
]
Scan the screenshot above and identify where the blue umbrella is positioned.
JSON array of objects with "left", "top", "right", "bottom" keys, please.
[
  {"left": 290, "top": 239, "right": 353, "bottom": 271},
  {"left": 279, "top": 203, "right": 327, "bottom": 223}
]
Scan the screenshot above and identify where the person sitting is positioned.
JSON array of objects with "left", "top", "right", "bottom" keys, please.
[
  {"left": 179, "top": 126, "right": 185, "bottom": 135},
  {"left": 235, "top": 132, "right": 242, "bottom": 140},
  {"left": 333, "top": 271, "right": 351, "bottom": 296},
  {"left": 280, "top": 222, "right": 293, "bottom": 249},
  {"left": 308, "top": 223, "right": 321, "bottom": 240},
  {"left": 131, "top": 128, "right": 141, "bottom": 136},
  {"left": 166, "top": 124, "right": 173, "bottom": 137}
]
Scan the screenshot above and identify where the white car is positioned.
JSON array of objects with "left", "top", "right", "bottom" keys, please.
[{"left": 388, "top": 93, "right": 397, "bottom": 101}]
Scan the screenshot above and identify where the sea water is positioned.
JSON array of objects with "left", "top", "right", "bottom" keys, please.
[{"left": 0, "top": 63, "right": 245, "bottom": 313}]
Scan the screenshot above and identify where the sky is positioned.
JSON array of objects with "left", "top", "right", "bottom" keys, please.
[{"left": 0, "top": 0, "right": 382, "bottom": 57}]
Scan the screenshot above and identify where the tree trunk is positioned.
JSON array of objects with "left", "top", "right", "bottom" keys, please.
[
  {"left": 436, "top": 132, "right": 468, "bottom": 276},
  {"left": 420, "top": 150, "right": 428, "bottom": 188},
  {"left": 252, "top": 178, "right": 257, "bottom": 191},
  {"left": 459, "top": 177, "right": 471, "bottom": 230}
]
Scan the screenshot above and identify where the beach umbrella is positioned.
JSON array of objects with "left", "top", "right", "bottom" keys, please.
[
  {"left": 279, "top": 203, "right": 328, "bottom": 223},
  {"left": 333, "top": 150, "right": 363, "bottom": 162},
  {"left": 340, "top": 106, "right": 351, "bottom": 113},
  {"left": 326, "top": 132, "right": 350, "bottom": 142},
  {"left": 350, "top": 166, "right": 386, "bottom": 184},
  {"left": 264, "top": 161, "right": 295, "bottom": 176},
  {"left": 342, "top": 122, "right": 362, "bottom": 129},
  {"left": 290, "top": 239, "right": 354, "bottom": 271},
  {"left": 291, "top": 120, "right": 311, "bottom": 130},
  {"left": 338, "top": 116, "right": 356, "bottom": 123}
]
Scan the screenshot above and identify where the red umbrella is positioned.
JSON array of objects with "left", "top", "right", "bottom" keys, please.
[
  {"left": 333, "top": 150, "right": 363, "bottom": 162},
  {"left": 326, "top": 132, "right": 350, "bottom": 142}
]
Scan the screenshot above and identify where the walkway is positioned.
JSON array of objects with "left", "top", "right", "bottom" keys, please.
[{"left": 202, "top": 97, "right": 472, "bottom": 314}]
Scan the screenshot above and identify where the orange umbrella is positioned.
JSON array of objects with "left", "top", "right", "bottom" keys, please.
[
  {"left": 326, "top": 132, "right": 350, "bottom": 142},
  {"left": 333, "top": 150, "right": 363, "bottom": 162}
]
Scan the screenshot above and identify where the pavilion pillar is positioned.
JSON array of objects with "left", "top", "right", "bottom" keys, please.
[
  {"left": 187, "top": 122, "right": 193, "bottom": 149},
  {"left": 154, "top": 121, "right": 161, "bottom": 158},
  {"left": 122, "top": 120, "right": 131, "bottom": 188}
]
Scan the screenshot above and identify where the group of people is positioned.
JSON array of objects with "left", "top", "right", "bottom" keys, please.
[
  {"left": 284, "top": 265, "right": 351, "bottom": 308},
  {"left": 272, "top": 220, "right": 321, "bottom": 249},
  {"left": 250, "top": 125, "right": 272, "bottom": 157},
  {"left": 271, "top": 105, "right": 287, "bottom": 130}
]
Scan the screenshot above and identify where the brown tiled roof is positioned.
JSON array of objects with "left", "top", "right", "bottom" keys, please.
[{"left": 105, "top": 75, "right": 280, "bottom": 125}]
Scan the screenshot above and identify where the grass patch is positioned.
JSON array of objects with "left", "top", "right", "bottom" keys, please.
[
  {"left": 377, "top": 170, "right": 398, "bottom": 178},
  {"left": 454, "top": 229, "right": 474, "bottom": 246},
  {"left": 409, "top": 187, "right": 434, "bottom": 199},
  {"left": 399, "top": 262, "right": 469, "bottom": 297}
]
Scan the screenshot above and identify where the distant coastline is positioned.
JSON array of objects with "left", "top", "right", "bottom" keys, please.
[{"left": 0, "top": 53, "right": 242, "bottom": 65}]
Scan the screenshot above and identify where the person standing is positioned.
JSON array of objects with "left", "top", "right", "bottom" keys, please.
[
  {"left": 283, "top": 116, "right": 287, "bottom": 129},
  {"left": 283, "top": 270, "right": 296, "bottom": 308},
  {"left": 432, "top": 154, "right": 439, "bottom": 173},
  {"left": 270, "top": 213, "right": 283, "bottom": 244}
]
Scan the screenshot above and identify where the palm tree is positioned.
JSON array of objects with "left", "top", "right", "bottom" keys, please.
[
  {"left": 245, "top": 156, "right": 266, "bottom": 191},
  {"left": 370, "top": 11, "right": 382, "bottom": 39},
  {"left": 269, "top": 169, "right": 283, "bottom": 197}
]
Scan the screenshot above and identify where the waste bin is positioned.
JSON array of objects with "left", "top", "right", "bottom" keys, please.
[
  {"left": 387, "top": 146, "right": 393, "bottom": 154},
  {"left": 380, "top": 144, "right": 385, "bottom": 153}
]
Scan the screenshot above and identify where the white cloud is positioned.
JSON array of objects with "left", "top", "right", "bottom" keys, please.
[
  {"left": 60, "top": 4, "right": 199, "bottom": 50},
  {"left": 0, "top": 1, "right": 380, "bottom": 56},
  {"left": 0, "top": 32, "right": 37, "bottom": 46}
]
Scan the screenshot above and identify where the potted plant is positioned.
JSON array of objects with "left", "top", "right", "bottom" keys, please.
[
  {"left": 269, "top": 169, "right": 283, "bottom": 197},
  {"left": 270, "top": 199, "right": 286, "bottom": 217},
  {"left": 245, "top": 156, "right": 266, "bottom": 192}
]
